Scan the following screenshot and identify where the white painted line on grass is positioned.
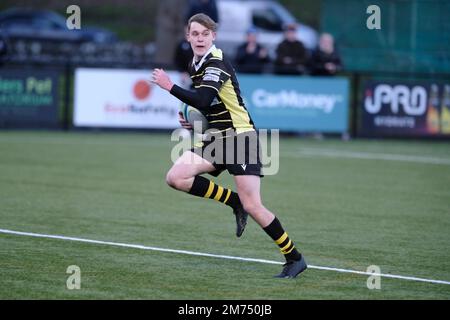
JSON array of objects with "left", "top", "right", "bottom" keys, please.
[
  {"left": 1, "top": 228, "right": 449, "bottom": 286},
  {"left": 0, "top": 136, "right": 168, "bottom": 147},
  {"left": 287, "top": 148, "right": 450, "bottom": 165}
]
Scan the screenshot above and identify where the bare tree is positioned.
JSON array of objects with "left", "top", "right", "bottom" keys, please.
[{"left": 154, "top": 0, "right": 188, "bottom": 67}]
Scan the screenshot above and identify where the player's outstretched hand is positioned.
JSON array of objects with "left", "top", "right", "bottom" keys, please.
[
  {"left": 179, "top": 111, "right": 193, "bottom": 130},
  {"left": 150, "top": 68, "right": 174, "bottom": 92}
]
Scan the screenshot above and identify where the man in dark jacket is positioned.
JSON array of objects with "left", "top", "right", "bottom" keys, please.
[
  {"left": 274, "top": 23, "right": 308, "bottom": 75},
  {"left": 235, "top": 27, "right": 270, "bottom": 74}
]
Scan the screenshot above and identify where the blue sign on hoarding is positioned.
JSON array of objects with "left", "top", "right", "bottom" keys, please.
[{"left": 238, "top": 75, "right": 350, "bottom": 133}]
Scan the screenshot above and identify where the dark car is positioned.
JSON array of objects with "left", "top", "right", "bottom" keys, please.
[{"left": 0, "top": 8, "right": 117, "bottom": 44}]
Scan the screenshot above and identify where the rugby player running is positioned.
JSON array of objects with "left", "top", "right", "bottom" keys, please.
[{"left": 151, "top": 13, "right": 307, "bottom": 278}]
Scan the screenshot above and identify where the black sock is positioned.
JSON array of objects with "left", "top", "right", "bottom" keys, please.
[
  {"left": 188, "top": 175, "right": 241, "bottom": 210},
  {"left": 263, "top": 217, "right": 301, "bottom": 262}
]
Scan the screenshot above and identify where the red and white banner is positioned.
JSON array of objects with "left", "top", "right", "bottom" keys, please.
[{"left": 74, "top": 68, "right": 183, "bottom": 128}]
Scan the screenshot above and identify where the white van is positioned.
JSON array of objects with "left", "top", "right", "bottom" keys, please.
[{"left": 215, "top": 0, "right": 318, "bottom": 60}]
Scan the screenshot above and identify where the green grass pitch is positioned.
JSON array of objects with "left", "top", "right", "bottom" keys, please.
[{"left": 0, "top": 131, "right": 449, "bottom": 299}]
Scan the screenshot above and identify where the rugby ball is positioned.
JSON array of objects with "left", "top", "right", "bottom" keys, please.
[{"left": 181, "top": 103, "right": 208, "bottom": 134}]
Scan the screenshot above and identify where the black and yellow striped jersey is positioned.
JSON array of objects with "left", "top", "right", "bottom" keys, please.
[{"left": 188, "top": 46, "right": 256, "bottom": 134}]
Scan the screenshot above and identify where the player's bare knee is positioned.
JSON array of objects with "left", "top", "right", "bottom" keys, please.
[
  {"left": 165, "top": 170, "right": 180, "bottom": 189},
  {"left": 242, "top": 201, "right": 263, "bottom": 216},
  {"left": 166, "top": 169, "right": 193, "bottom": 191}
]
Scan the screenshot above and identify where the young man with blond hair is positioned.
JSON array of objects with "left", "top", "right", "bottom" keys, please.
[{"left": 151, "top": 13, "right": 307, "bottom": 278}]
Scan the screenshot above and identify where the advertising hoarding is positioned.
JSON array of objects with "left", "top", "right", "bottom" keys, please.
[
  {"left": 0, "top": 68, "right": 60, "bottom": 128},
  {"left": 74, "top": 68, "right": 183, "bottom": 129},
  {"left": 361, "top": 80, "right": 450, "bottom": 137},
  {"left": 239, "top": 75, "right": 349, "bottom": 133}
]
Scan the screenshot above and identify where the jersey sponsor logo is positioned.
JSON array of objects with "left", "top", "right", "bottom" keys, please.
[
  {"left": 203, "top": 74, "right": 220, "bottom": 82},
  {"left": 203, "top": 68, "right": 222, "bottom": 82},
  {"left": 205, "top": 68, "right": 222, "bottom": 76}
]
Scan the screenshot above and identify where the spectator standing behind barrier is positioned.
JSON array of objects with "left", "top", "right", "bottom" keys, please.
[
  {"left": 235, "top": 27, "right": 270, "bottom": 74},
  {"left": 174, "top": 27, "right": 194, "bottom": 73},
  {"left": 174, "top": 27, "right": 194, "bottom": 88},
  {"left": 186, "top": 0, "right": 219, "bottom": 23},
  {"left": 274, "top": 23, "right": 308, "bottom": 75},
  {"left": 310, "top": 33, "right": 342, "bottom": 76}
]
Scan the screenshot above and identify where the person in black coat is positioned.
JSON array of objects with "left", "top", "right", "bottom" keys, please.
[
  {"left": 235, "top": 27, "right": 270, "bottom": 74},
  {"left": 174, "top": 35, "right": 194, "bottom": 73},
  {"left": 274, "top": 23, "right": 308, "bottom": 75},
  {"left": 310, "top": 33, "right": 343, "bottom": 76}
]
